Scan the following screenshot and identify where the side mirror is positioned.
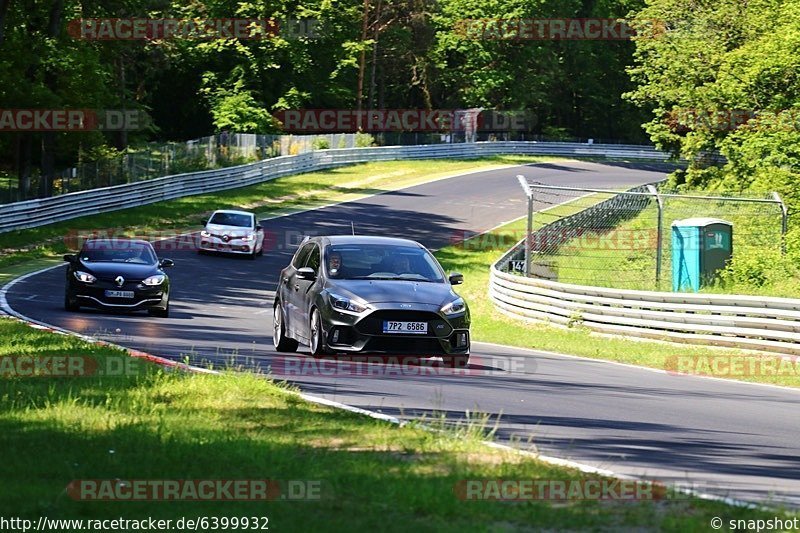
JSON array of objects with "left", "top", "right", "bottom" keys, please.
[
  {"left": 255, "top": 224, "right": 262, "bottom": 231},
  {"left": 160, "top": 258, "right": 175, "bottom": 268},
  {"left": 63, "top": 254, "right": 76, "bottom": 263},
  {"left": 201, "top": 218, "right": 208, "bottom": 226},
  {"left": 297, "top": 267, "right": 316, "bottom": 280},
  {"left": 449, "top": 272, "right": 464, "bottom": 285}
]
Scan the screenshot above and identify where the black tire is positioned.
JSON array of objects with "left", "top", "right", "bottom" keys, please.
[
  {"left": 443, "top": 354, "right": 470, "bottom": 369},
  {"left": 148, "top": 300, "right": 170, "bottom": 318},
  {"left": 64, "top": 292, "right": 79, "bottom": 312},
  {"left": 257, "top": 242, "right": 264, "bottom": 256},
  {"left": 309, "top": 308, "right": 328, "bottom": 357},
  {"left": 273, "top": 304, "right": 299, "bottom": 352},
  {"left": 248, "top": 249, "right": 257, "bottom": 260}
]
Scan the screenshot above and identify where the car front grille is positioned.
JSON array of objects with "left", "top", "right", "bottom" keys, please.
[
  {"left": 356, "top": 310, "right": 452, "bottom": 337},
  {"left": 363, "top": 336, "right": 446, "bottom": 354}
]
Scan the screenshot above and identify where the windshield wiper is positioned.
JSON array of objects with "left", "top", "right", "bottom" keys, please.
[{"left": 349, "top": 275, "right": 435, "bottom": 282}]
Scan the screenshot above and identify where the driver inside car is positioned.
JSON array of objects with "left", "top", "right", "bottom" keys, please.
[
  {"left": 390, "top": 255, "right": 411, "bottom": 274},
  {"left": 328, "top": 251, "right": 344, "bottom": 277}
]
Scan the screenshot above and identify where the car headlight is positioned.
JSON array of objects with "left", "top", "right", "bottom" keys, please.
[
  {"left": 329, "top": 293, "right": 370, "bottom": 314},
  {"left": 440, "top": 297, "right": 466, "bottom": 316},
  {"left": 142, "top": 275, "right": 166, "bottom": 286},
  {"left": 240, "top": 233, "right": 255, "bottom": 242},
  {"left": 200, "top": 230, "right": 211, "bottom": 238},
  {"left": 74, "top": 271, "right": 96, "bottom": 283}
]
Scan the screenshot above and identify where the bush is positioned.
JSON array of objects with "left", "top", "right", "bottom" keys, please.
[
  {"left": 355, "top": 132, "right": 375, "bottom": 147},
  {"left": 312, "top": 137, "right": 331, "bottom": 150},
  {"left": 716, "top": 248, "right": 800, "bottom": 294}
]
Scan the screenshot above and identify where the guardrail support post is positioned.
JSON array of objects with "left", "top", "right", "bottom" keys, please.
[
  {"left": 517, "top": 175, "right": 533, "bottom": 277},
  {"left": 773, "top": 192, "right": 788, "bottom": 256},
  {"left": 647, "top": 185, "right": 663, "bottom": 286}
]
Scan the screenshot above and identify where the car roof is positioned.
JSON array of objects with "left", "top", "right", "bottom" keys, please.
[
  {"left": 211, "top": 209, "right": 254, "bottom": 217},
  {"left": 319, "top": 235, "right": 425, "bottom": 247},
  {"left": 82, "top": 238, "right": 153, "bottom": 247}
]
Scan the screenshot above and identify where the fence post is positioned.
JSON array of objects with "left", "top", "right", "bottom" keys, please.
[
  {"left": 647, "top": 184, "right": 664, "bottom": 286},
  {"left": 772, "top": 192, "right": 788, "bottom": 255},
  {"left": 517, "top": 175, "right": 533, "bottom": 277}
]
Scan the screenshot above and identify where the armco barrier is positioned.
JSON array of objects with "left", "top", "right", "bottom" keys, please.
[
  {"left": 489, "top": 215, "right": 800, "bottom": 358},
  {"left": 0, "top": 142, "right": 670, "bottom": 234}
]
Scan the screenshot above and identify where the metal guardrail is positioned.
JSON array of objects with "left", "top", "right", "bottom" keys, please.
[
  {"left": 489, "top": 193, "right": 800, "bottom": 356},
  {"left": 0, "top": 141, "right": 671, "bottom": 234}
]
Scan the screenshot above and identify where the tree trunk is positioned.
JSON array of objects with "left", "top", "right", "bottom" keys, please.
[
  {"left": 367, "top": 0, "right": 382, "bottom": 109},
  {"left": 0, "top": 0, "right": 11, "bottom": 46},
  {"left": 117, "top": 57, "right": 128, "bottom": 149},
  {"left": 356, "top": 0, "right": 370, "bottom": 124},
  {"left": 17, "top": 134, "right": 32, "bottom": 200},
  {"left": 39, "top": 0, "right": 64, "bottom": 197}
]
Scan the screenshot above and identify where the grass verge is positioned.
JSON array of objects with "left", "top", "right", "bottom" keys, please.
[
  {"left": 537, "top": 193, "right": 800, "bottom": 297},
  {"left": 0, "top": 316, "right": 787, "bottom": 530},
  {"left": 434, "top": 216, "right": 800, "bottom": 389}
]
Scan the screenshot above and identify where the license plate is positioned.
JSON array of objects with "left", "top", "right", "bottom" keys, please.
[
  {"left": 383, "top": 321, "right": 427, "bottom": 334},
  {"left": 105, "top": 290, "right": 134, "bottom": 298}
]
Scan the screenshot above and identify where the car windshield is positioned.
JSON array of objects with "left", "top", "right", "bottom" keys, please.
[
  {"left": 79, "top": 242, "right": 158, "bottom": 264},
  {"left": 209, "top": 212, "right": 252, "bottom": 228},
  {"left": 325, "top": 243, "right": 445, "bottom": 282}
]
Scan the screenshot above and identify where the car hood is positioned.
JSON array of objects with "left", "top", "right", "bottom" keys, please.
[
  {"left": 78, "top": 261, "right": 160, "bottom": 280},
  {"left": 326, "top": 279, "right": 460, "bottom": 306},
  {"left": 205, "top": 223, "right": 253, "bottom": 236}
]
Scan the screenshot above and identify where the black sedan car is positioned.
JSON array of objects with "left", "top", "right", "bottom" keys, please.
[
  {"left": 63, "top": 239, "right": 174, "bottom": 317},
  {"left": 273, "top": 235, "right": 470, "bottom": 367}
]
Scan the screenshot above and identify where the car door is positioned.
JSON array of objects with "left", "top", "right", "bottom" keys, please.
[
  {"left": 295, "top": 243, "right": 321, "bottom": 341},
  {"left": 282, "top": 242, "right": 314, "bottom": 336}
]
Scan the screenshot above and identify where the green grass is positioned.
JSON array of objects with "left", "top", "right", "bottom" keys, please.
[
  {"left": 537, "top": 194, "right": 800, "bottom": 297},
  {"left": 0, "top": 156, "right": 560, "bottom": 271},
  {"left": 434, "top": 216, "right": 800, "bottom": 389},
  {"left": 0, "top": 316, "right": 788, "bottom": 530}
]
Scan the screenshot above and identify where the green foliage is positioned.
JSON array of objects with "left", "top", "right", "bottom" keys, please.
[
  {"left": 312, "top": 137, "right": 331, "bottom": 150},
  {"left": 542, "top": 126, "right": 572, "bottom": 141},
  {"left": 0, "top": 0, "right": 653, "bottom": 199},
  {"left": 355, "top": 132, "right": 375, "bottom": 147},
  {"left": 209, "top": 90, "right": 279, "bottom": 134},
  {"left": 626, "top": 0, "right": 800, "bottom": 267}
]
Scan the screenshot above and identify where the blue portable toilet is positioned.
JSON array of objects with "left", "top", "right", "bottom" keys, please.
[{"left": 672, "top": 218, "right": 733, "bottom": 292}]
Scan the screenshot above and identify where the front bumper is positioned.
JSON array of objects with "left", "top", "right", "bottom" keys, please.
[
  {"left": 199, "top": 235, "right": 254, "bottom": 254},
  {"left": 70, "top": 280, "right": 167, "bottom": 310},
  {"left": 319, "top": 303, "right": 470, "bottom": 355}
]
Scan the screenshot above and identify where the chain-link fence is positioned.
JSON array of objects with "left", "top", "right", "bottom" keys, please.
[{"left": 510, "top": 177, "right": 788, "bottom": 292}]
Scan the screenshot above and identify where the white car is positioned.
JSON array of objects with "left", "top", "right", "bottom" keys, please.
[{"left": 198, "top": 210, "right": 265, "bottom": 259}]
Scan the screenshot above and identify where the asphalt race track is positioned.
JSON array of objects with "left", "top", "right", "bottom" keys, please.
[{"left": 6, "top": 160, "right": 800, "bottom": 507}]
